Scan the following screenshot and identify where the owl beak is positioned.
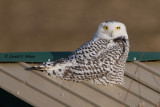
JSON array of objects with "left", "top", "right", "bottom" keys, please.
[{"left": 110, "top": 31, "right": 113, "bottom": 37}]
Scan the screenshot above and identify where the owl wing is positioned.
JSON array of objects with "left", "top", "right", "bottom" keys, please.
[{"left": 63, "top": 37, "right": 129, "bottom": 85}]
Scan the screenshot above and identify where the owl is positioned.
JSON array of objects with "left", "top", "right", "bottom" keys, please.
[{"left": 33, "top": 21, "right": 130, "bottom": 85}]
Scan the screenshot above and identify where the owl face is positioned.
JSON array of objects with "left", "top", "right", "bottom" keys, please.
[{"left": 95, "top": 21, "right": 128, "bottom": 40}]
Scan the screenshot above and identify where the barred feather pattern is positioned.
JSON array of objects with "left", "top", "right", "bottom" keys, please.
[{"left": 35, "top": 37, "right": 129, "bottom": 85}]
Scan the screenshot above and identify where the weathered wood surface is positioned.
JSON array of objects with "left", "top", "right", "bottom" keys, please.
[{"left": 0, "top": 61, "right": 160, "bottom": 107}]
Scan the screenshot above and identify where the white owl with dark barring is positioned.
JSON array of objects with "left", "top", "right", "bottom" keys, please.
[{"left": 33, "top": 21, "right": 130, "bottom": 85}]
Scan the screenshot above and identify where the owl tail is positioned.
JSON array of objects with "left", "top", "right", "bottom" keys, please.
[
  {"left": 32, "top": 59, "right": 54, "bottom": 71},
  {"left": 32, "top": 59, "right": 71, "bottom": 79},
  {"left": 32, "top": 65, "right": 49, "bottom": 71}
]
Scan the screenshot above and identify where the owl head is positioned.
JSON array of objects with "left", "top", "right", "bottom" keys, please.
[{"left": 94, "top": 21, "right": 128, "bottom": 40}]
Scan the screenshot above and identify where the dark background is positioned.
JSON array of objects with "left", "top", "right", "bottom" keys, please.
[{"left": 0, "top": 0, "right": 160, "bottom": 52}]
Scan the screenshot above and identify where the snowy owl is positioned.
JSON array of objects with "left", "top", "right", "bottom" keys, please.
[{"left": 33, "top": 21, "right": 130, "bottom": 85}]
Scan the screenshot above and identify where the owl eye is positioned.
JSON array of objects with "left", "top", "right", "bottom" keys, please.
[
  {"left": 103, "top": 26, "right": 108, "bottom": 30},
  {"left": 116, "top": 26, "right": 120, "bottom": 30}
]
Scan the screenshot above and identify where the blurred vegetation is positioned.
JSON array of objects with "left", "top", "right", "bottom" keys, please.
[{"left": 0, "top": 0, "right": 160, "bottom": 52}]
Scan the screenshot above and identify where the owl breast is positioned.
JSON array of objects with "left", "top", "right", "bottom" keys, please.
[{"left": 59, "top": 38, "right": 129, "bottom": 85}]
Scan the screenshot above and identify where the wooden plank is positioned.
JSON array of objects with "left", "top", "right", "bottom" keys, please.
[
  {"left": 142, "top": 61, "right": 160, "bottom": 76},
  {"left": 31, "top": 62, "right": 159, "bottom": 106},
  {"left": 82, "top": 77, "right": 158, "bottom": 107},
  {"left": 23, "top": 63, "right": 159, "bottom": 107},
  {"left": 0, "top": 52, "right": 72, "bottom": 62},
  {"left": 21, "top": 63, "right": 122, "bottom": 107},
  {"left": 127, "top": 52, "right": 160, "bottom": 61},
  {"left": 0, "top": 52, "right": 160, "bottom": 62},
  {"left": 0, "top": 63, "right": 95, "bottom": 107},
  {"left": 0, "top": 62, "right": 159, "bottom": 107},
  {"left": 125, "top": 62, "right": 160, "bottom": 93},
  {"left": 0, "top": 88, "right": 32, "bottom": 107},
  {"left": 0, "top": 71, "right": 66, "bottom": 107},
  {"left": 122, "top": 76, "right": 158, "bottom": 107}
]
